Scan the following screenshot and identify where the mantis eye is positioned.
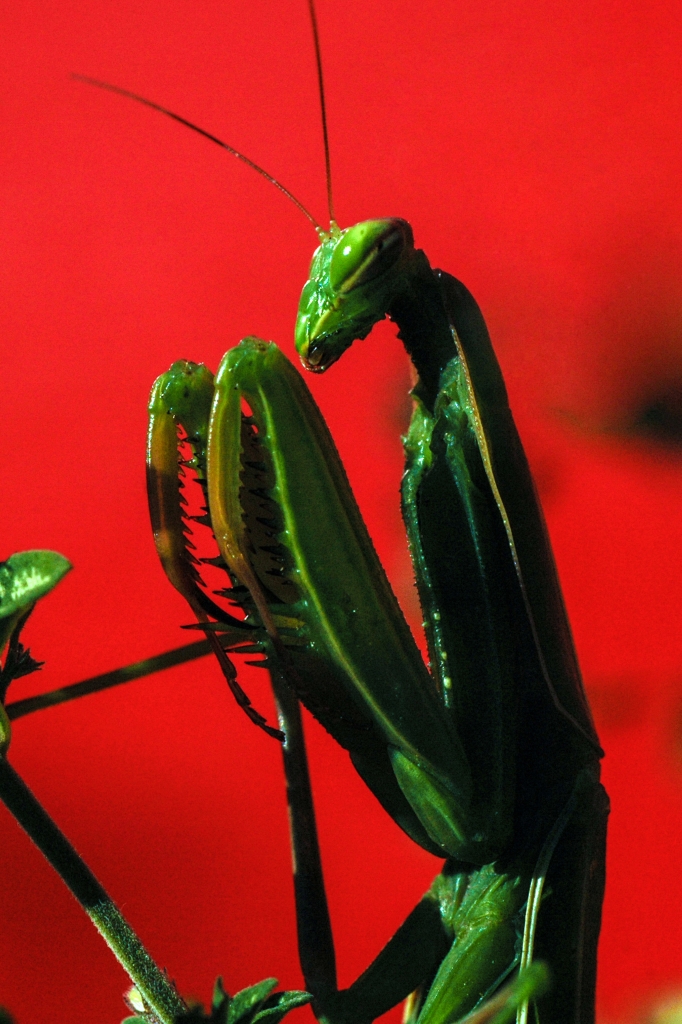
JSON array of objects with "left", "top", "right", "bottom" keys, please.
[{"left": 329, "top": 219, "right": 411, "bottom": 293}]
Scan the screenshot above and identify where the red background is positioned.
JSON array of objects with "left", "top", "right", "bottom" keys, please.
[{"left": 2, "top": 0, "right": 682, "bottom": 1021}]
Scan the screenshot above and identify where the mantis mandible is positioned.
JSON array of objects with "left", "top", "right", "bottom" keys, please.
[{"left": 82, "top": 3, "right": 609, "bottom": 1021}]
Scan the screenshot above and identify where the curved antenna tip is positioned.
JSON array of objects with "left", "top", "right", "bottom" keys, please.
[{"left": 72, "top": 73, "right": 324, "bottom": 233}]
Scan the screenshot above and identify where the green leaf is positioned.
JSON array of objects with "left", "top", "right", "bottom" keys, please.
[
  {"left": 0, "top": 551, "right": 71, "bottom": 655},
  {"left": 0, "top": 551, "right": 71, "bottom": 620},
  {"left": 176, "top": 978, "right": 310, "bottom": 1024},
  {"left": 227, "top": 979, "right": 278, "bottom": 1024},
  {"left": 212, "top": 977, "right": 230, "bottom": 1015},
  {"left": 252, "top": 989, "right": 312, "bottom": 1024}
]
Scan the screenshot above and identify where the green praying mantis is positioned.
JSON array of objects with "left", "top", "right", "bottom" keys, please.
[{"left": 83, "top": 2, "right": 610, "bottom": 1021}]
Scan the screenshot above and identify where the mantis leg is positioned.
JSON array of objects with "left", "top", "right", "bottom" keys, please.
[
  {"left": 274, "top": 721, "right": 529, "bottom": 1024},
  {"left": 269, "top": 651, "right": 452, "bottom": 1023},
  {"left": 269, "top": 666, "right": 337, "bottom": 999}
]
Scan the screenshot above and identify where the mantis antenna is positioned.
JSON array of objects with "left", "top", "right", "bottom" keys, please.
[
  {"left": 71, "top": 73, "right": 324, "bottom": 233},
  {"left": 306, "top": 0, "right": 336, "bottom": 225},
  {"left": 73, "top": 1, "right": 338, "bottom": 233}
]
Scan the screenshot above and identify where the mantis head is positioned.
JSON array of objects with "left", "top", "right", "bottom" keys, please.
[{"left": 295, "top": 218, "right": 415, "bottom": 372}]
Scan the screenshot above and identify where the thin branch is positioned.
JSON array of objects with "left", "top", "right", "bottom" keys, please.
[{"left": 5, "top": 640, "right": 213, "bottom": 721}]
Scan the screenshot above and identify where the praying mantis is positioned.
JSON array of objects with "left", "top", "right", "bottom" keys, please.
[
  {"left": 11, "top": 0, "right": 682, "bottom": 1018},
  {"left": 138, "top": 1, "right": 609, "bottom": 1021},
  {"left": 0, "top": 0, "right": 606, "bottom": 1019}
]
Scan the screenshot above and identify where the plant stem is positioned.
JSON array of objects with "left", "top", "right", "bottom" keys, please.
[
  {"left": 5, "top": 639, "right": 213, "bottom": 721},
  {"left": 0, "top": 757, "right": 187, "bottom": 1023}
]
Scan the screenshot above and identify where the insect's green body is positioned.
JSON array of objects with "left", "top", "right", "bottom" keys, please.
[
  {"left": 147, "top": 217, "right": 607, "bottom": 1024},
  {"left": 295, "top": 218, "right": 607, "bottom": 1024}
]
